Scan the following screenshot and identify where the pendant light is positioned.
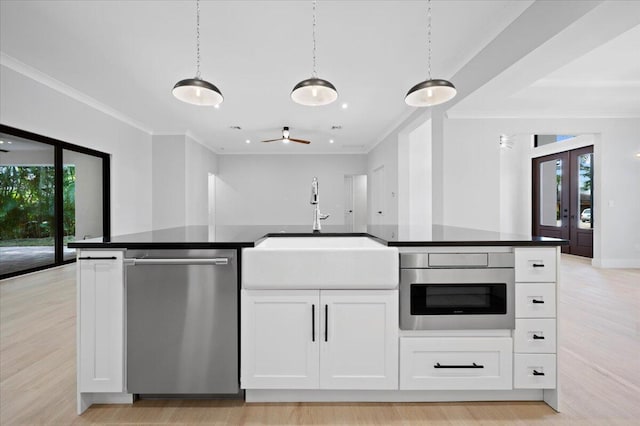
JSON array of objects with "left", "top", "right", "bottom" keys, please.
[
  {"left": 291, "top": 0, "right": 338, "bottom": 106},
  {"left": 405, "top": 0, "right": 456, "bottom": 107},
  {"left": 172, "top": 0, "right": 223, "bottom": 106}
]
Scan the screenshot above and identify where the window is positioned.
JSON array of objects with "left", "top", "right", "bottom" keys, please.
[
  {"left": 534, "top": 134, "right": 576, "bottom": 147},
  {"left": 0, "top": 125, "right": 110, "bottom": 278}
]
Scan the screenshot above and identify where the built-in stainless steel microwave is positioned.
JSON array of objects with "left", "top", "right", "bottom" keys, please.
[{"left": 400, "top": 252, "right": 515, "bottom": 330}]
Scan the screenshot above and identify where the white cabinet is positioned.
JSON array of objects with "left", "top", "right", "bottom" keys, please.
[
  {"left": 320, "top": 291, "right": 398, "bottom": 389},
  {"left": 514, "top": 354, "right": 556, "bottom": 389},
  {"left": 241, "top": 290, "right": 319, "bottom": 389},
  {"left": 513, "top": 247, "right": 558, "bottom": 392},
  {"left": 515, "top": 247, "right": 557, "bottom": 282},
  {"left": 400, "top": 337, "right": 513, "bottom": 390},
  {"left": 77, "top": 251, "right": 124, "bottom": 393},
  {"left": 241, "top": 289, "right": 398, "bottom": 390}
]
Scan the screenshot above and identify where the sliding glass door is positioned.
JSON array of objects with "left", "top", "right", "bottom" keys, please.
[{"left": 0, "top": 125, "right": 109, "bottom": 278}]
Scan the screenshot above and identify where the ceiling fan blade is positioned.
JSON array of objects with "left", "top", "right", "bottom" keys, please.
[
  {"left": 261, "top": 138, "right": 283, "bottom": 143},
  {"left": 289, "top": 138, "right": 311, "bottom": 144}
]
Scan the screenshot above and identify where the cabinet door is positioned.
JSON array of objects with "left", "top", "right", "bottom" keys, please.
[
  {"left": 241, "top": 290, "right": 319, "bottom": 389},
  {"left": 78, "top": 251, "right": 124, "bottom": 393},
  {"left": 320, "top": 290, "right": 398, "bottom": 389}
]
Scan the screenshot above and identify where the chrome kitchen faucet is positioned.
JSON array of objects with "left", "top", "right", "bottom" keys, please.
[{"left": 310, "top": 177, "right": 329, "bottom": 232}]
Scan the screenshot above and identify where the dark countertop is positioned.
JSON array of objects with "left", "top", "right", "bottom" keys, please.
[{"left": 68, "top": 224, "right": 568, "bottom": 249}]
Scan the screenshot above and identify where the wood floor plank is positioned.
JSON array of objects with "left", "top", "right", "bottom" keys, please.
[{"left": 1, "top": 256, "right": 639, "bottom": 425}]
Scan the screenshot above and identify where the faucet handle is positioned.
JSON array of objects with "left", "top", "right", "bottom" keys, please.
[{"left": 320, "top": 213, "right": 330, "bottom": 220}]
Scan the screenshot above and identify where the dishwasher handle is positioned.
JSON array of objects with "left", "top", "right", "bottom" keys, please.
[{"left": 125, "top": 258, "right": 229, "bottom": 266}]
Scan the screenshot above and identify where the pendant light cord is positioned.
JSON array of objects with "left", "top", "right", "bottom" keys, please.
[
  {"left": 427, "top": 0, "right": 432, "bottom": 80},
  {"left": 312, "top": 0, "right": 317, "bottom": 78},
  {"left": 196, "top": 0, "right": 201, "bottom": 79}
]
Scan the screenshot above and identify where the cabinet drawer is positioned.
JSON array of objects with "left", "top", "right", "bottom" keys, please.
[
  {"left": 514, "top": 354, "right": 556, "bottom": 389},
  {"left": 515, "top": 283, "right": 556, "bottom": 318},
  {"left": 400, "top": 337, "right": 512, "bottom": 390},
  {"left": 514, "top": 319, "right": 556, "bottom": 353},
  {"left": 515, "top": 248, "right": 557, "bottom": 282}
]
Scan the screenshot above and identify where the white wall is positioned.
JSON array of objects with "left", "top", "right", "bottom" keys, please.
[
  {"left": 152, "top": 134, "right": 219, "bottom": 229},
  {"left": 64, "top": 150, "right": 103, "bottom": 240},
  {"left": 0, "top": 65, "right": 153, "bottom": 235},
  {"left": 216, "top": 154, "right": 366, "bottom": 225},
  {"left": 185, "top": 135, "right": 218, "bottom": 226},
  {"left": 442, "top": 117, "right": 640, "bottom": 268},
  {"left": 152, "top": 135, "right": 186, "bottom": 229}
]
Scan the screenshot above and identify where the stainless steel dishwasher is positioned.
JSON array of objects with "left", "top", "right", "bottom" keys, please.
[{"left": 125, "top": 249, "right": 239, "bottom": 396}]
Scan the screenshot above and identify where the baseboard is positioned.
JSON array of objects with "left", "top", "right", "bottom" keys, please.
[
  {"left": 592, "top": 258, "right": 640, "bottom": 268},
  {"left": 246, "top": 389, "right": 543, "bottom": 403}
]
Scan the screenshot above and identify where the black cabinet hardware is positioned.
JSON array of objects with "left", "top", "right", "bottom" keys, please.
[
  {"left": 324, "top": 305, "right": 328, "bottom": 342},
  {"left": 434, "top": 362, "right": 484, "bottom": 369},
  {"left": 312, "top": 304, "right": 315, "bottom": 342},
  {"left": 533, "top": 370, "right": 545, "bottom": 376},
  {"left": 377, "top": 211, "right": 382, "bottom": 214},
  {"left": 532, "top": 299, "right": 545, "bottom": 304},
  {"left": 532, "top": 334, "right": 545, "bottom": 340},
  {"left": 532, "top": 263, "right": 545, "bottom": 268},
  {"left": 79, "top": 256, "right": 117, "bottom": 260}
]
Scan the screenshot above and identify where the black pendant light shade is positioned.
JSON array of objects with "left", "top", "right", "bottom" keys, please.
[
  {"left": 291, "top": 77, "right": 338, "bottom": 106},
  {"left": 405, "top": 0, "right": 456, "bottom": 107},
  {"left": 173, "top": 77, "right": 223, "bottom": 106},
  {"left": 405, "top": 79, "right": 456, "bottom": 107},
  {"left": 173, "top": 0, "right": 223, "bottom": 107}
]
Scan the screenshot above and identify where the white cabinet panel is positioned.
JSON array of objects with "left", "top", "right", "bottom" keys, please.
[
  {"left": 241, "top": 290, "right": 319, "bottom": 389},
  {"left": 514, "top": 354, "right": 556, "bottom": 389},
  {"left": 320, "top": 290, "right": 398, "bottom": 390},
  {"left": 241, "top": 289, "right": 398, "bottom": 390},
  {"left": 514, "top": 319, "right": 556, "bottom": 353},
  {"left": 515, "top": 248, "right": 557, "bottom": 282},
  {"left": 515, "top": 283, "right": 556, "bottom": 318},
  {"left": 400, "top": 337, "right": 512, "bottom": 390},
  {"left": 78, "top": 251, "right": 124, "bottom": 393}
]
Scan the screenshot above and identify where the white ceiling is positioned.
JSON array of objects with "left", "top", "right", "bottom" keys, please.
[{"left": 1, "top": 1, "right": 638, "bottom": 154}]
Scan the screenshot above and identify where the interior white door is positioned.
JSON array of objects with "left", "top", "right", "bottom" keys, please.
[
  {"left": 241, "top": 290, "right": 319, "bottom": 389},
  {"left": 372, "top": 166, "right": 386, "bottom": 226},
  {"left": 319, "top": 290, "right": 398, "bottom": 389},
  {"left": 344, "top": 175, "right": 354, "bottom": 232}
]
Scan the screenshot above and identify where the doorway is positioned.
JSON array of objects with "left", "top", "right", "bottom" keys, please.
[
  {"left": 343, "top": 174, "right": 367, "bottom": 232},
  {"left": 532, "top": 146, "right": 593, "bottom": 257}
]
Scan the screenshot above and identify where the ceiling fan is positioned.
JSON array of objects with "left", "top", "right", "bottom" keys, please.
[{"left": 261, "top": 127, "right": 310, "bottom": 145}]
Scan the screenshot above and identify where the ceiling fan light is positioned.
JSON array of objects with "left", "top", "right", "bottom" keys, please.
[
  {"left": 405, "top": 79, "right": 456, "bottom": 107},
  {"left": 173, "top": 78, "right": 224, "bottom": 106},
  {"left": 291, "top": 77, "right": 338, "bottom": 106}
]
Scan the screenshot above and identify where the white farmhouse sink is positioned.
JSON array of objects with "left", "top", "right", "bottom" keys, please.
[{"left": 242, "top": 237, "right": 399, "bottom": 289}]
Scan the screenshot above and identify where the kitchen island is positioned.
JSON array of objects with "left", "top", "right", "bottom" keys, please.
[{"left": 70, "top": 225, "right": 567, "bottom": 414}]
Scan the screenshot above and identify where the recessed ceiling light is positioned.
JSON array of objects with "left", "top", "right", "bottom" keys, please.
[
  {"left": 214, "top": 104, "right": 220, "bottom": 109},
  {"left": 245, "top": 139, "right": 251, "bottom": 144},
  {"left": 341, "top": 103, "right": 348, "bottom": 109},
  {"left": 329, "top": 139, "right": 335, "bottom": 144}
]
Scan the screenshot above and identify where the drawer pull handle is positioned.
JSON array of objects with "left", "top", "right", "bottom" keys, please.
[
  {"left": 434, "top": 362, "right": 484, "bottom": 369},
  {"left": 311, "top": 304, "right": 315, "bottom": 342},
  {"left": 532, "top": 370, "right": 545, "bottom": 376},
  {"left": 79, "top": 256, "right": 117, "bottom": 260},
  {"left": 532, "top": 334, "right": 545, "bottom": 340},
  {"left": 532, "top": 263, "right": 545, "bottom": 268},
  {"left": 532, "top": 299, "right": 545, "bottom": 304}
]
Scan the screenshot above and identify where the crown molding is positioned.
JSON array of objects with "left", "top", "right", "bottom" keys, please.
[{"left": 1, "top": 51, "right": 153, "bottom": 134}]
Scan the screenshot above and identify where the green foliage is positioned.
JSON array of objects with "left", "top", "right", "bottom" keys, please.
[{"left": 0, "top": 166, "right": 76, "bottom": 240}]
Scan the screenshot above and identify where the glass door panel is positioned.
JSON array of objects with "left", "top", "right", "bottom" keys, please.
[
  {"left": 539, "top": 159, "right": 563, "bottom": 228},
  {"left": 62, "top": 149, "right": 104, "bottom": 261},
  {"left": 577, "top": 153, "right": 593, "bottom": 230},
  {"left": 0, "top": 136, "right": 56, "bottom": 276}
]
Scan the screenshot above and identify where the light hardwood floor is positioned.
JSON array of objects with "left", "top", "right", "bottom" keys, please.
[{"left": 1, "top": 255, "right": 638, "bottom": 425}]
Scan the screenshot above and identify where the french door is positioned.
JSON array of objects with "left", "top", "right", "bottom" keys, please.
[{"left": 532, "top": 146, "right": 593, "bottom": 257}]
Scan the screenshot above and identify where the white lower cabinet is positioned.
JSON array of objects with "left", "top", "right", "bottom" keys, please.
[
  {"left": 514, "top": 354, "right": 556, "bottom": 389},
  {"left": 241, "top": 289, "right": 398, "bottom": 390},
  {"left": 400, "top": 337, "right": 513, "bottom": 390},
  {"left": 78, "top": 251, "right": 124, "bottom": 393},
  {"left": 514, "top": 319, "right": 556, "bottom": 353}
]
